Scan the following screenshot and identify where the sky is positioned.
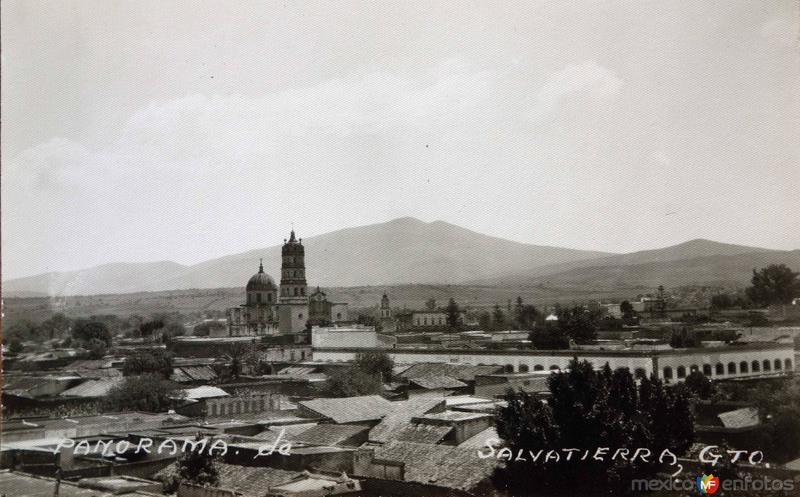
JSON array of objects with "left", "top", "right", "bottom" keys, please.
[{"left": 2, "top": 0, "right": 799, "bottom": 280}]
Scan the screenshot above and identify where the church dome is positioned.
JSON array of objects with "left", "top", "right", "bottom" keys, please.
[{"left": 246, "top": 261, "right": 277, "bottom": 291}]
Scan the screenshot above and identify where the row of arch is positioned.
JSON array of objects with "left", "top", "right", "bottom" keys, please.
[
  {"left": 504, "top": 364, "right": 562, "bottom": 373},
  {"left": 663, "top": 358, "right": 792, "bottom": 380}
]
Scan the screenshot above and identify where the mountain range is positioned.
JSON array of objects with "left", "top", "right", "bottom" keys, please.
[{"left": 3, "top": 217, "right": 798, "bottom": 296}]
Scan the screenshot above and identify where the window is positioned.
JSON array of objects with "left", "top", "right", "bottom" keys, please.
[
  {"left": 677, "top": 366, "right": 686, "bottom": 378},
  {"left": 301, "top": 288, "right": 305, "bottom": 296},
  {"left": 690, "top": 365, "right": 699, "bottom": 373},
  {"left": 550, "top": 365, "right": 560, "bottom": 371},
  {"left": 763, "top": 360, "right": 771, "bottom": 371},
  {"left": 728, "top": 362, "right": 736, "bottom": 374},
  {"left": 775, "top": 359, "right": 783, "bottom": 370},
  {"left": 634, "top": 368, "right": 646, "bottom": 379},
  {"left": 663, "top": 367, "right": 673, "bottom": 379},
  {"left": 786, "top": 359, "right": 793, "bottom": 371},
  {"left": 715, "top": 363, "right": 724, "bottom": 375},
  {"left": 256, "top": 293, "right": 262, "bottom": 303},
  {"left": 504, "top": 364, "right": 514, "bottom": 373},
  {"left": 740, "top": 361, "right": 748, "bottom": 374},
  {"left": 268, "top": 293, "right": 272, "bottom": 302},
  {"left": 751, "top": 360, "right": 760, "bottom": 372},
  {"left": 534, "top": 365, "right": 544, "bottom": 371},
  {"left": 337, "top": 313, "right": 342, "bottom": 319},
  {"left": 298, "top": 313, "right": 303, "bottom": 319},
  {"left": 519, "top": 365, "right": 530, "bottom": 373},
  {"left": 294, "top": 288, "right": 298, "bottom": 296},
  {"left": 703, "top": 364, "right": 712, "bottom": 376}
]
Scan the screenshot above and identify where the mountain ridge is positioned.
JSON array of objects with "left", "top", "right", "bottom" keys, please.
[{"left": 3, "top": 217, "right": 796, "bottom": 296}]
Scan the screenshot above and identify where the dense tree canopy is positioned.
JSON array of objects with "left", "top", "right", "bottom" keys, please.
[
  {"left": 494, "top": 359, "right": 694, "bottom": 495},
  {"left": 162, "top": 435, "right": 220, "bottom": 493},
  {"left": 102, "top": 374, "right": 180, "bottom": 413},
  {"left": 123, "top": 349, "right": 174, "bottom": 378},
  {"left": 445, "top": 298, "right": 462, "bottom": 331},
  {"left": 324, "top": 351, "right": 394, "bottom": 397},
  {"left": 746, "top": 264, "right": 799, "bottom": 307},
  {"left": 72, "top": 319, "right": 113, "bottom": 347},
  {"left": 354, "top": 351, "right": 395, "bottom": 381}
]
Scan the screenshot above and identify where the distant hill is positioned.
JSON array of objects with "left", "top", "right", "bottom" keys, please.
[
  {"left": 2, "top": 217, "right": 612, "bottom": 296},
  {"left": 467, "top": 238, "right": 792, "bottom": 285},
  {"left": 473, "top": 249, "right": 800, "bottom": 289}
]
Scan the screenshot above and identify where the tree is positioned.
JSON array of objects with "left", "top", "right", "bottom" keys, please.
[
  {"left": 86, "top": 338, "right": 107, "bottom": 359},
  {"left": 746, "top": 264, "right": 799, "bottom": 312},
  {"left": 72, "top": 319, "right": 112, "bottom": 346},
  {"left": 752, "top": 376, "right": 800, "bottom": 463},
  {"left": 684, "top": 371, "right": 715, "bottom": 400},
  {"left": 102, "top": 374, "right": 180, "bottom": 412},
  {"left": 324, "top": 351, "right": 394, "bottom": 397},
  {"left": 139, "top": 319, "right": 165, "bottom": 337},
  {"left": 40, "top": 313, "right": 72, "bottom": 340},
  {"left": 8, "top": 338, "right": 24, "bottom": 355},
  {"left": 193, "top": 321, "right": 226, "bottom": 336},
  {"left": 162, "top": 322, "right": 186, "bottom": 340},
  {"left": 478, "top": 311, "right": 492, "bottom": 330},
  {"left": 495, "top": 359, "right": 694, "bottom": 495},
  {"left": 123, "top": 349, "right": 174, "bottom": 378},
  {"left": 324, "top": 367, "right": 384, "bottom": 397},
  {"left": 425, "top": 298, "right": 437, "bottom": 311},
  {"left": 512, "top": 297, "right": 538, "bottom": 330},
  {"left": 163, "top": 435, "right": 220, "bottom": 492},
  {"left": 557, "top": 306, "right": 597, "bottom": 343},
  {"left": 492, "top": 305, "right": 506, "bottom": 331},
  {"left": 353, "top": 351, "right": 394, "bottom": 381},
  {"left": 226, "top": 341, "right": 257, "bottom": 379},
  {"left": 710, "top": 293, "right": 733, "bottom": 310},
  {"left": 670, "top": 327, "right": 700, "bottom": 348},
  {"left": 619, "top": 300, "right": 634, "bottom": 319},
  {"left": 528, "top": 327, "right": 570, "bottom": 350},
  {"left": 445, "top": 298, "right": 462, "bottom": 331}
]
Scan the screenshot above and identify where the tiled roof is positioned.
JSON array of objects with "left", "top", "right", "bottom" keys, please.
[
  {"left": 398, "top": 363, "right": 504, "bottom": 382},
  {"left": 368, "top": 396, "right": 445, "bottom": 443},
  {"left": 717, "top": 407, "right": 760, "bottom": 429},
  {"left": 298, "top": 395, "right": 394, "bottom": 424},
  {"left": 394, "top": 423, "right": 452, "bottom": 444},
  {"left": 217, "top": 463, "right": 303, "bottom": 496},
  {"left": 408, "top": 375, "right": 467, "bottom": 390},
  {"left": 292, "top": 423, "right": 370, "bottom": 446},
  {"left": 372, "top": 441, "right": 497, "bottom": 491},
  {"left": 277, "top": 366, "right": 319, "bottom": 375},
  {"left": 59, "top": 378, "right": 124, "bottom": 398},
  {"left": 457, "top": 426, "right": 500, "bottom": 448},
  {"left": 180, "top": 386, "right": 229, "bottom": 400},
  {"left": 171, "top": 365, "right": 218, "bottom": 383},
  {"left": 157, "top": 463, "right": 301, "bottom": 497},
  {"left": 75, "top": 368, "right": 123, "bottom": 379}
]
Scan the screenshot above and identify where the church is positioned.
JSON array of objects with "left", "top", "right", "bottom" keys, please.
[{"left": 226, "top": 230, "right": 348, "bottom": 336}]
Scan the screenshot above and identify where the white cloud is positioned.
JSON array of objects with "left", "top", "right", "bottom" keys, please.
[{"left": 529, "top": 60, "right": 623, "bottom": 120}]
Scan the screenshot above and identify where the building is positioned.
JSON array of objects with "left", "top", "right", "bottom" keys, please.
[
  {"left": 308, "top": 287, "right": 349, "bottom": 326},
  {"left": 378, "top": 293, "right": 396, "bottom": 333},
  {"left": 313, "top": 342, "right": 794, "bottom": 383},
  {"left": 226, "top": 230, "right": 349, "bottom": 336},
  {"left": 311, "top": 326, "right": 397, "bottom": 349}
]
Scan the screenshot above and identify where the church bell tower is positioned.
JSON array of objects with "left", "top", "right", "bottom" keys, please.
[{"left": 279, "top": 229, "right": 309, "bottom": 333}]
